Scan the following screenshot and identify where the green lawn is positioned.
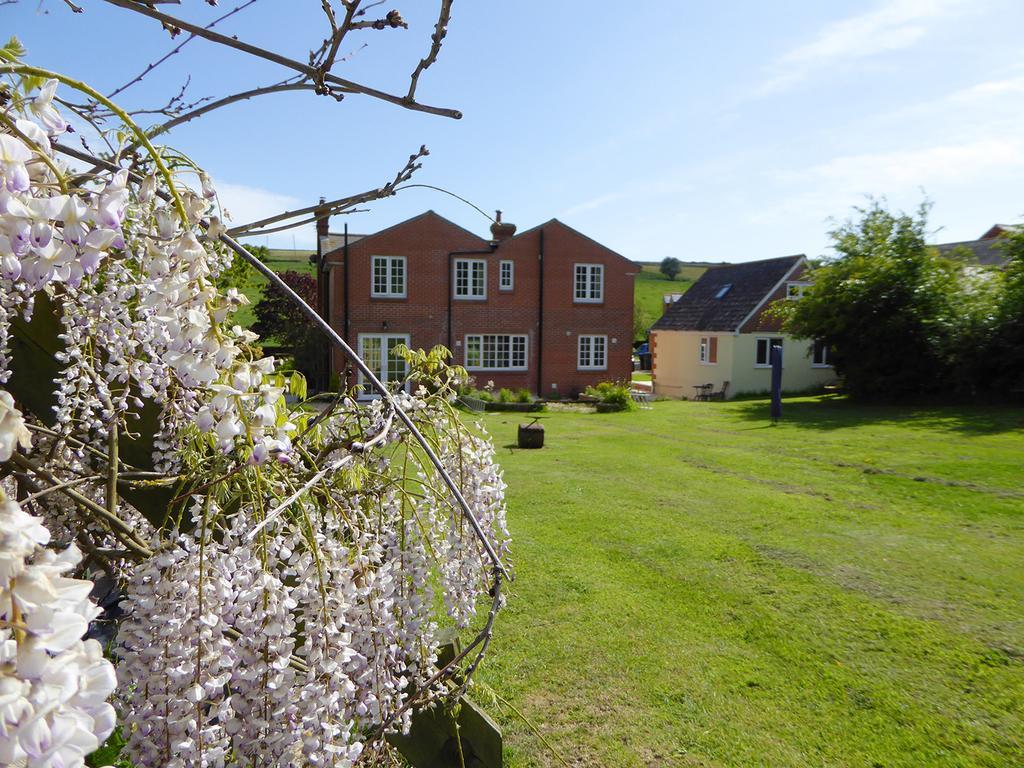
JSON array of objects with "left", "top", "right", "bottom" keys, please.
[
  {"left": 473, "top": 396, "right": 1024, "bottom": 767},
  {"left": 635, "top": 265, "right": 705, "bottom": 339}
]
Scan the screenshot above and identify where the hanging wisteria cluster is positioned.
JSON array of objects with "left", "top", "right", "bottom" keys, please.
[
  {"left": 0, "top": 48, "right": 510, "bottom": 768},
  {"left": 0, "top": 392, "right": 118, "bottom": 768}
]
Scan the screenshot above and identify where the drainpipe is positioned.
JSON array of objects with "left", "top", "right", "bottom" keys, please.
[
  {"left": 343, "top": 223, "right": 350, "bottom": 387},
  {"left": 537, "top": 228, "right": 544, "bottom": 396},
  {"left": 314, "top": 198, "right": 329, "bottom": 390}
]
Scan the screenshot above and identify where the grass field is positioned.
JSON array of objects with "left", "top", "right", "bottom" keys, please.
[
  {"left": 473, "top": 396, "right": 1024, "bottom": 767},
  {"left": 634, "top": 264, "right": 705, "bottom": 339}
]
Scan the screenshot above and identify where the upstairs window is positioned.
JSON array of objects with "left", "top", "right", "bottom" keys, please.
[
  {"left": 755, "top": 337, "right": 784, "bottom": 367},
  {"left": 577, "top": 335, "right": 607, "bottom": 370},
  {"left": 371, "top": 256, "right": 406, "bottom": 298},
  {"left": 574, "top": 263, "right": 604, "bottom": 303},
  {"left": 714, "top": 284, "right": 732, "bottom": 300},
  {"left": 454, "top": 259, "right": 487, "bottom": 299},
  {"left": 699, "top": 336, "right": 718, "bottom": 364},
  {"left": 786, "top": 281, "right": 811, "bottom": 300},
  {"left": 465, "top": 334, "right": 527, "bottom": 370},
  {"left": 812, "top": 339, "right": 831, "bottom": 367},
  {"left": 499, "top": 260, "right": 514, "bottom": 291}
]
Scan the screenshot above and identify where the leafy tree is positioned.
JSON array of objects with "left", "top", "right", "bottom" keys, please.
[
  {"left": 780, "top": 201, "right": 970, "bottom": 399},
  {"left": 985, "top": 230, "right": 1024, "bottom": 395},
  {"left": 252, "top": 269, "right": 317, "bottom": 343},
  {"left": 633, "top": 303, "right": 655, "bottom": 342},
  {"left": 216, "top": 243, "right": 269, "bottom": 291},
  {"left": 252, "top": 270, "right": 321, "bottom": 381},
  {"left": 660, "top": 256, "right": 681, "bottom": 280}
]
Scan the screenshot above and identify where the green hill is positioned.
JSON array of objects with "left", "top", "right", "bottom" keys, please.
[{"left": 634, "top": 263, "right": 706, "bottom": 340}]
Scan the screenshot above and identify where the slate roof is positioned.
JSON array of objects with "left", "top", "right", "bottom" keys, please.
[
  {"left": 651, "top": 254, "right": 804, "bottom": 333},
  {"left": 933, "top": 238, "right": 1008, "bottom": 267}
]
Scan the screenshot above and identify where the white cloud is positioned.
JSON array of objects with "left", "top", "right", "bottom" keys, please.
[
  {"left": 794, "top": 137, "right": 1024, "bottom": 190},
  {"left": 560, "top": 192, "right": 623, "bottom": 218},
  {"left": 759, "top": 0, "right": 970, "bottom": 94},
  {"left": 214, "top": 181, "right": 304, "bottom": 231},
  {"left": 946, "top": 74, "right": 1024, "bottom": 103},
  {"left": 213, "top": 181, "right": 315, "bottom": 249}
]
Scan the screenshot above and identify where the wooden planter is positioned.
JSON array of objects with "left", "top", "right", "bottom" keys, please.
[{"left": 517, "top": 423, "right": 545, "bottom": 449}]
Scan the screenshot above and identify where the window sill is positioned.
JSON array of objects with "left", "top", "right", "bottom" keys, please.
[
  {"left": 699, "top": 361, "right": 717, "bottom": 366},
  {"left": 578, "top": 366, "right": 608, "bottom": 372},
  {"left": 454, "top": 296, "right": 487, "bottom": 301},
  {"left": 465, "top": 367, "right": 529, "bottom": 373},
  {"left": 811, "top": 363, "right": 833, "bottom": 369},
  {"left": 573, "top": 299, "right": 604, "bottom": 305},
  {"left": 370, "top": 294, "right": 408, "bottom": 300}
]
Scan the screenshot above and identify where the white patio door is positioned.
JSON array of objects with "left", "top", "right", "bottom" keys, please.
[{"left": 357, "top": 333, "right": 410, "bottom": 395}]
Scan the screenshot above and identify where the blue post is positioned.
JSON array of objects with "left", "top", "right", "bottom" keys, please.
[{"left": 770, "top": 344, "right": 783, "bottom": 424}]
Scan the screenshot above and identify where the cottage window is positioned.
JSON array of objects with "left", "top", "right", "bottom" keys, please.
[
  {"left": 574, "top": 263, "right": 604, "bottom": 303},
  {"left": 357, "top": 334, "right": 410, "bottom": 393},
  {"left": 755, "top": 337, "right": 784, "bottom": 367},
  {"left": 699, "top": 336, "right": 718, "bottom": 364},
  {"left": 812, "top": 339, "right": 832, "bottom": 367},
  {"left": 371, "top": 256, "right": 406, "bottom": 298},
  {"left": 499, "top": 260, "right": 514, "bottom": 291},
  {"left": 465, "top": 334, "right": 528, "bottom": 370},
  {"left": 578, "top": 334, "right": 608, "bottom": 370},
  {"left": 454, "top": 259, "right": 487, "bottom": 299}
]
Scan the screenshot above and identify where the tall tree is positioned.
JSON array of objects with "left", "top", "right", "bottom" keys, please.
[
  {"left": 780, "top": 201, "right": 968, "bottom": 399},
  {"left": 660, "top": 256, "right": 682, "bottom": 280}
]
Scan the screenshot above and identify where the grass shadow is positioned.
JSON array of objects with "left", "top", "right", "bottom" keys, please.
[{"left": 729, "top": 395, "right": 1024, "bottom": 435}]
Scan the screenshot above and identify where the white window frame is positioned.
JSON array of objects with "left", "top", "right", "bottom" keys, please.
[
  {"left": 370, "top": 255, "right": 406, "bottom": 298},
  {"left": 464, "top": 334, "right": 528, "bottom": 371},
  {"left": 812, "top": 339, "right": 832, "bottom": 368},
  {"left": 574, "top": 263, "right": 604, "bottom": 303},
  {"left": 755, "top": 336, "right": 784, "bottom": 368},
  {"left": 357, "top": 333, "right": 411, "bottom": 396},
  {"left": 699, "top": 336, "right": 717, "bottom": 365},
  {"left": 577, "top": 334, "right": 608, "bottom": 371},
  {"left": 454, "top": 258, "right": 487, "bottom": 300},
  {"left": 499, "top": 260, "right": 514, "bottom": 291},
  {"left": 786, "top": 281, "right": 811, "bottom": 300}
]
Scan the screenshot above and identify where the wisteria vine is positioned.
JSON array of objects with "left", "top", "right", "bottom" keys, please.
[{"left": 0, "top": 45, "right": 510, "bottom": 768}]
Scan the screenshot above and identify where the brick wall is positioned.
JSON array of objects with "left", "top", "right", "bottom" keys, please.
[{"left": 323, "top": 211, "right": 635, "bottom": 396}]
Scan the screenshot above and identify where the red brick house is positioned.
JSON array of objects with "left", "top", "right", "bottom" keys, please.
[{"left": 317, "top": 210, "right": 636, "bottom": 397}]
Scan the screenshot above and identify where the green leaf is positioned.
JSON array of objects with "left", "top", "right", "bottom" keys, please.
[{"left": 0, "top": 36, "right": 26, "bottom": 63}]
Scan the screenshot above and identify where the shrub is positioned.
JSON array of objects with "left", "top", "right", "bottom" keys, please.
[
  {"left": 583, "top": 381, "right": 636, "bottom": 410},
  {"left": 497, "top": 388, "right": 515, "bottom": 403},
  {"left": 516, "top": 388, "right": 533, "bottom": 403}
]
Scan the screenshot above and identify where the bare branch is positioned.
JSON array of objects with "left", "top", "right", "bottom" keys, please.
[
  {"left": 225, "top": 145, "right": 428, "bottom": 237},
  {"left": 407, "top": 0, "right": 452, "bottom": 100},
  {"left": 108, "top": 0, "right": 259, "bottom": 100},
  {"left": 103, "top": 0, "right": 462, "bottom": 119},
  {"left": 141, "top": 80, "right": 315, "bottom": 143}
]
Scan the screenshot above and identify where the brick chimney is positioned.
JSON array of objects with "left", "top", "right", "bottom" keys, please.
[
  {"left": 490, "top": 209, "right": 517, "bottom": 241},
  {"left": 315, "top": 197, "right": 330, "bottom": 242}
]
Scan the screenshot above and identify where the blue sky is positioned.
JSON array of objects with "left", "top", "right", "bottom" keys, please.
[{"left": 8, "top": 0, "right": 1024, "bottom": 261}]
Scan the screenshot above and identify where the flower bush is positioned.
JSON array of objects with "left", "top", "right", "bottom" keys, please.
[{"left": 0, "top": 51, "right": 510, "bottom": 768}]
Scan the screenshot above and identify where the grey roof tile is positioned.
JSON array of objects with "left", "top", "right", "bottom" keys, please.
[{"left": 651, "top": 255, "right": 803, "bottom": 332}]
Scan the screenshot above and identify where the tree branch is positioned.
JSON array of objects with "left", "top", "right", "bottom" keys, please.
[
  {"left": 225, "top": 145, "right": 428, "bottom": 237},
  {"left": 102, "top": 0, "right": 462, "bottom": 119},
  {"left": 408, "top": 0, "right": 452, "bottom": 100},
  {"left": 108, "top": 0, "right": 259, "bottom": 100}
]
